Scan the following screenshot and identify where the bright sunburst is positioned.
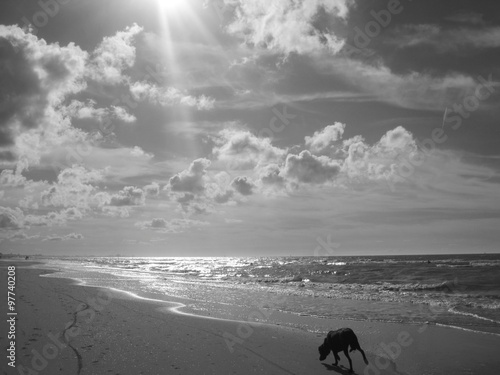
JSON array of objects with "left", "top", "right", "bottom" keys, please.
[{"left": 156, "top": 0, "right": 190, "bottom": 13}]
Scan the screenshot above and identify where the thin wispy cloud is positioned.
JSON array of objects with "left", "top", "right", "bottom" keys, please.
[{"left": 387, "top": 24, "right": 500, "bottom": 52}]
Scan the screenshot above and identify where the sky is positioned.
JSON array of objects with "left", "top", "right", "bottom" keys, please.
[{"left": 0, "top": 0, "right": 499, "bottom": 256}]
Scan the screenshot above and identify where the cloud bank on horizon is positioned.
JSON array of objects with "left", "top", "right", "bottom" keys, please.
[{"left": 0, "top": 0, "right": 499, "bottom": 256}]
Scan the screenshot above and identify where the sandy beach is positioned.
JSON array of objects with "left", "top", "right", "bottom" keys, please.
[{"left": 2, "top": 261, "right": 499, "bottom": 375}]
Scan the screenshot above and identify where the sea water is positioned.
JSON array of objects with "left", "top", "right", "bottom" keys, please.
[{"left": 41, "top": 254, "right": 500, "bottom": 335}]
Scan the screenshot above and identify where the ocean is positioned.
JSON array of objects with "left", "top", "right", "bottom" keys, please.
[{"left": 41, "top": 253, "right": 500, "bottom": 336}]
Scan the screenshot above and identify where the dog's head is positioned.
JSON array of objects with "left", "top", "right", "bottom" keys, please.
[{"left": 318, "top": 338, "right": 329, "bottom": 361}]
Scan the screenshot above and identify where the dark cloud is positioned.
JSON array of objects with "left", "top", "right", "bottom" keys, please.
[
  {"left": 231, "top": 176, "right": 255, "bottom": 196},
  {"left": 258, "top": 164, "right": 285, "bottom": 187},
  {"left": 0, "top": 36, "right": 46, "bottom": 147},
  {"left": 0, "top": 206, "right": 23, "bottom": 229},
  {"left": 0, "top": 25, "right": 87, "bottom": 161},
  {"left": 135, "top": 217, "right": 208, "bottom": 233},
  {"left": 169, "top": 158, "right": 211, "bottom": 194},
  {"left": 44, "top": 233, "right": 84, "bottom": 241},
  {"left": 446, "top": 11, "right": 485, "bottom": 26},
  {"left": 176, "top": 193, "right": 195, "bottom": 204},
  {"left": 109, "top": 186, "right": 146, "bottom": 206},
  {"left": 283, "top": 150, "right": 341, "bottom": 184},
  {"left": 214, "top": 189, "right": 234, "bottom": 204}
]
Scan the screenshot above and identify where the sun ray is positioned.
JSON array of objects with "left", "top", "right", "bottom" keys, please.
[{"left": 153, "top": 0, "right": 205, "bottom": 157}]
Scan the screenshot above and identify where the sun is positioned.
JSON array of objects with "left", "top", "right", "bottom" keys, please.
[{"left": 156, "top": 0, "right": 190, "bottom": 12}]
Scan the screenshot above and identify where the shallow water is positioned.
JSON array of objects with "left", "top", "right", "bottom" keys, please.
[{"left": 40, "top": 254, "right": 500, "bottom": 336}]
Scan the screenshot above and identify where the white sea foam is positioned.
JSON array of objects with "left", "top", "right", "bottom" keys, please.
[{"left": 37, "top": 254, "right": 500, "bottom": 335}]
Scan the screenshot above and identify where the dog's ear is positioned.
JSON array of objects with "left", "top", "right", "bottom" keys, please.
[{"left": 323, "top": 337, "right": 328, "bottom": 345}]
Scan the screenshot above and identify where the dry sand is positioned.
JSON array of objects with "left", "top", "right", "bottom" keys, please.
[{"left": 1, "top": 261, "right": 499, "bottom": 375}]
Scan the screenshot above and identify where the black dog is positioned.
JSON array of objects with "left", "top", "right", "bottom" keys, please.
[{"left": 318, "top": 328, "right": 369, "bottom": 373}]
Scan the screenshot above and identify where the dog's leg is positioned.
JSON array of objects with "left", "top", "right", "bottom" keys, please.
[
  {"left": 358, "top": 347, "right": 369, "bottom": 365},
  {"left": 352, "top": 339, "right": 369, "bottom": 365},
  {"left": 343, "top": 349, "right": 353, "bottom": 373},
  {"left": 351, "top": 336, "right": 369, "bottom": 365},
  {"left": 333, "top": 352, "right": 340, "bottom": 366}
]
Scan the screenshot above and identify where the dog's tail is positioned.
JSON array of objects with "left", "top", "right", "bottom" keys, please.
[{"left": 350, "top": 338, "right": 369, "bottom": 365}]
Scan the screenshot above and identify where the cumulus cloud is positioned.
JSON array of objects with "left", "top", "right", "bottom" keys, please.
[
  {"left": 129, "top": 81, "right": 215, "bottom": 110},
  {"left": 111, "top": 105, "right": 137, "bottom": 123},
  {"left": 0, "top": 25, "right": 88, "bottom": 151},
  {"left": 102, "top": 206, "right": 130, "bottom": 218},
  {"left": 135, "top": 217, "right": 209, "bottom": 233},
  {"left": 86, "top": 23, "right": 143, "bottom": 84},
  {"left": 165, "top": 160, "right": 243, "bottom": 212},
  {"left": 0, "top": 27, "right": 91, "bottom": 170},
  {"left": 341, "top": 126, "right": 423, "bottom": 185},
  {"left": 143, "top": 182, "right": 160, "bottom": 197},
  {"left": 0, "top": 207, "right": 24, "bottom": 229},
  {"left": 231, "top": 176, "right": 255, "bottom": 196},
  {"left": 44, "top": 233, "right": 84, "bottom": 241},
  {"left": 283, "top": 150, "right": 341, "bottom": 184},
  {"left": 0, "top": 22, "right": 212, "bottom": 179},
  {"left": 168, "top": 158, "right": 211, "bottom": 194},
  {"left": 224, "top": 0, "right": 352, "bottom": 55},
  {"left": 130, "top": 146, "right": 154, "bottom": 159},
  {"left": 65, "top": 100, "right": 136, "bottom": 124},
  {"left": 109, "top": 186, "right": 146, "bottom": 206},
  {"left": 24, "top": 208, "right": 83, "bottom": 227},
  {"left": 202, "top": 171, "right": 232, "bottom": 202},
  {"left": 58, "top": 165, "right": 103, "bottom": 185},
  {"left": 258, "top": 163, "right": 286, "bottom": 188},
  {"left": 40, "top": 165, "right": 103, "bottom": 209},
  {"left": 213, "top": 129, "right": 287, "bottom": 169},
  {"left": 208, "top": 123, "right": 458, "bottom": 194},
  {"left": 376, "top": 126, "right": 417, "bottom": 153},
  {"left": 213, "top": 189, "right": 234, "bottom": 204},
  {"left": 305, "top": 122, "right": 345, "bottom": 154},
  {"left": 6, "top": 232, "right": 40, "bottom": 241},
  {"left": 0, "top": 168, "right": 28, "bottom": 187},
  {"left": 0, "top": 205, "right": 82, "bottom": 230}
]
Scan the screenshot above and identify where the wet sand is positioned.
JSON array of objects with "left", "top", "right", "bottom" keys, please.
[{"left": 1, "top": 261, "right": 499, "bottom": 375}]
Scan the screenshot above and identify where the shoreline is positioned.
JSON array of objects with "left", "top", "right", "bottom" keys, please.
[
  {"left": 36, "top": 258, "right": 500, "bottom": 337},
  {"left": 2, "top": 261, "right": 500, "bottom": 374},
  {"left": 41, "top": 267, "right": 500, "bottom": 339}
]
